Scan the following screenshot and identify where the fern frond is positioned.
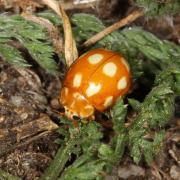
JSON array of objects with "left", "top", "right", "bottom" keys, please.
[
  {"left": 128, "top": 70, "right": 175, "bottom": 164},
  {"left": 41, "top": 121, "right": 104, "bottom": 180},
  {"left": 0, "top": 44, "right": 29, "bottom": 67},
  {"left": 61, "top": 157, "right": 105, "bottom": 180},
  {"left": 135, "top": 0, "right": 180, "bottom": 17},
  {"left": 37, "top": 11, "right": 63, "bottom": 26},
  {"left": 0, "top": 15, "right": 59, "bottom": 74}
]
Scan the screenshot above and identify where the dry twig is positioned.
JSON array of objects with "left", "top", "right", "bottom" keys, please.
[{"left": 83, "top": 10, "right": 144, "bottom": 47}]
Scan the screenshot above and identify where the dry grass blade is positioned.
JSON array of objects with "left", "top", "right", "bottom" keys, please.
[
  {"left": 41, "top": 0, "right": 62, "bottom": 17},
  {"left": 22, "top": 13, "right": 64, "bottom": 54},
  {"left": 83, "top": 10, "right": 144, "bottom": 47},
  {"left": 59, "top": 4, "right": 78, "bottom": 67},
  {"left": 41, "top": 0, "right": 78, "bottom": 67}
]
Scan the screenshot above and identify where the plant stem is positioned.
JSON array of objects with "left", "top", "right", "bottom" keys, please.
[
  {"left": 59, "top": 154, "right": 92, "bottom": 180},
  {"left": 114, "top": 134, "right": 126, "bottom": 162},
  {"left": 40, "top": 139, "right": 76, "bottom": 180}
]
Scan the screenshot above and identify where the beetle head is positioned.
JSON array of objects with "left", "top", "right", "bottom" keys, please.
[{"left": 59, "top": 87, "right": 94, "bottom": 120}]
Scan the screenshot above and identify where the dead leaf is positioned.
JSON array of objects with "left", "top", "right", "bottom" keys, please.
[
  {"left": 170, "top": 165, "right": 180, "bottom": 180},
  {"left": 59, "top": 4, "right": 78, "bottom": 67},
  {"left": 41, "top": 0, "right": 78, "bottom": 67},
  {"left": 118, "top": 164, "right": 145, "bottom": 179}
]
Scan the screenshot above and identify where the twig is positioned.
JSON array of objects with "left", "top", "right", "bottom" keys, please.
[
  {"left": 21, "top": 13, "right": 64, "bottom": 54},
  {"left": 40, "top": 138, "right": 77, "bottom": 180},
  {"left": 83, "top": 10, "right": 144, "bottom": 47}
]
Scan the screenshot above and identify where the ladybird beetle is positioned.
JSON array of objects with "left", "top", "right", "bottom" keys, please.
[{"left": 59, "top": 48, "right": 131, "bottom": 119}]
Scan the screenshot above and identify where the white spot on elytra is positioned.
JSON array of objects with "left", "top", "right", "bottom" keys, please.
[
  {"left": 86, "top": 82, "right": 101, "bottom": 97},
  {"left": 88, "top": 54, "right": 103, "bottom": 64},
  {"left": 103, "top": 62, "right": 117, "bottom": 77},
  {"left": 117, "top": 76, "right": 127, "bottom": 90},
  {"left": 103, "top": 96, "right": 113, "bottom": 108},
  {"left": 73, "top": 73, "right": 82, "bottom": 87},
  {"left": 121, "top": 58, "right": 130, "bottom": 72}
]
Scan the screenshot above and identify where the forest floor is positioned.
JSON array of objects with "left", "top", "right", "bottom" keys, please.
[{"left": 0, "top": 0, "right": 180, "bottom": 179}]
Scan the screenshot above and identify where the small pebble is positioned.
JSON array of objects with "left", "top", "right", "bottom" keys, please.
[
  {"left": 51, "top": 98, "right": 60, "bottom": 109},
  {"left": 10, "top": 96, "right": 23, "bottom": 107},
  {"left": 170, "top": 165, "right": 180, "bottom": 180}
]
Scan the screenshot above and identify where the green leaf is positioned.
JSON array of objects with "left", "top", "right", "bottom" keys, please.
[
  {"left": 25, "top": 42, "right": 58, "bottom": 74},
  {"left": 139, "top": 46, "right": 169, "bottom": 61},
  {"left": 42, "top": 122, "right": 104, "bottom": 180},
  {"left": 61, "top": 159, "right": 105, "bottom": 180},
  {"left": 0, "top": 44, "right": 29, "bottom": 67},
  {"left": 135, "top": 0, "right": 180, "bottom": 17},
  {"left": 131, "top": 141, "right": 142, "bottom": 164},
  {"left": 108, "top": 99, "right": 128, "bottom": 165},
  {"left": 38, "top": 11, "right": 63, "bottom": 26},
  {"left": 143, "top": 131, "right": 165, "bottom": 164},
  {"left": 111, "top": 98, "right": 127, "bottom": 132},
  {"left": 128, "top": 71, "right": 175, "bottom": 164},
  {"left": 0, "top": 15, "right": 59, "bottom": 74},
  {"left": 128, "top": 98, "right": 141, "bottom": 111},
  {"left": 98, "top": 144, "right": 114, "bottom": 162},
  {"left": 130, "top": 131, "right": 165, "bottom": 165}
]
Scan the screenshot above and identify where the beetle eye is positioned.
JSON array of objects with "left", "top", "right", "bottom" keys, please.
[
  {"left": 73, "top": 115, "right": 80, "bottom": 121},
  {"left": 59, "top": 107, "right": 65, "bottom": 113}
]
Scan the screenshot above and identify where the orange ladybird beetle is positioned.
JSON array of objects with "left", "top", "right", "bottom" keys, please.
[{"left": 59, "top": 48, "right": 131, "bottom": 120}]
